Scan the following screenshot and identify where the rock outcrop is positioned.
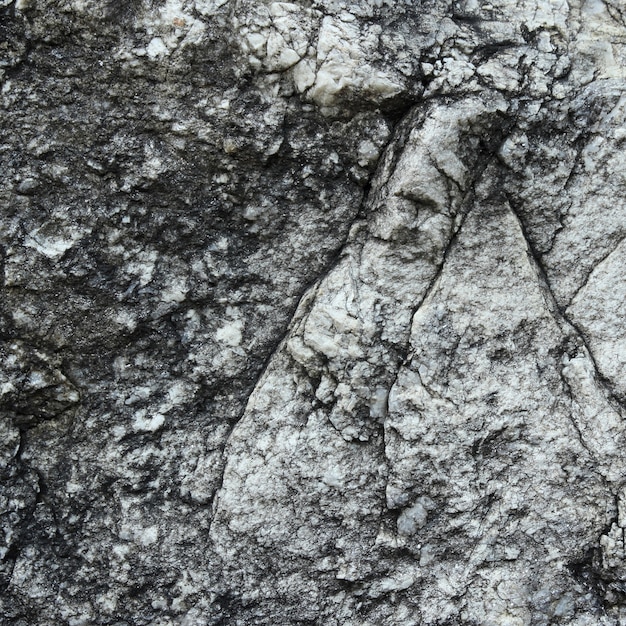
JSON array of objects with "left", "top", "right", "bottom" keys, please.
[{"left": 3, "top": 0, "right": 626, "bottom": 624}]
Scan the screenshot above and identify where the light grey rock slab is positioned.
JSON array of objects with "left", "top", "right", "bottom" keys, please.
[{"left": 211, "top": 94, "right": 626, "bottom": 623}]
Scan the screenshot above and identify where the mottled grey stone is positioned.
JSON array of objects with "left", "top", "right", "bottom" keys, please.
[{"left": 3, "top": 0, "right": 626, "bottom": 624}]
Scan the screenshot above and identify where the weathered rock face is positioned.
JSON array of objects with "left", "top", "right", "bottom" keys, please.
[{"left": 3, "top": 0, "right": 626, "bottom": 624}]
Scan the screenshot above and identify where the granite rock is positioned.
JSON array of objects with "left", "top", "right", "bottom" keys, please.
[{"left": 3, "top": 0, "right": 626, "bottom": 624}]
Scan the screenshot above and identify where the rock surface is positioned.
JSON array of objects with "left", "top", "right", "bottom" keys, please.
[{"left": 3, "top": 0, "right": 626, "bottom": 624}]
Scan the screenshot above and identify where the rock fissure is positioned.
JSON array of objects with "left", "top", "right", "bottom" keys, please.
[
  {"left": 507, "top": 191, "right": 626, "bottom": 417},
  {"left": 566, "top": 232, "right": 626, "bottom": 310},
  {"left": 207, "top": 102, "right": 412, "bottom": 523}
]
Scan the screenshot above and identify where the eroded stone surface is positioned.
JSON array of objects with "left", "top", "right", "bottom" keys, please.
[{"left": 3, "top": 0, "right": 626, "bottom": 624}]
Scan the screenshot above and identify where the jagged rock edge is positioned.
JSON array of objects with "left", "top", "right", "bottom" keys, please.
[{"left": 207, "top": 101, "right": 419, "bottom": 523}]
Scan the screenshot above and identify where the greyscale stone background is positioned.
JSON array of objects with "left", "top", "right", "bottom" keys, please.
[{"left": 3, "top": 0, "right": 626, "bottom": 624}]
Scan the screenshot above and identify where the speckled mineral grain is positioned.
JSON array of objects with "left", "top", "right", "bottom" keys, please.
[{"left": 3, "top": 0, "right": 626, "bottom": 624}]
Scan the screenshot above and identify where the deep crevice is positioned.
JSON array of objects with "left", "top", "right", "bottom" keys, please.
[{"left": 505, "top": 192, "right": 626, "bottom": 463}]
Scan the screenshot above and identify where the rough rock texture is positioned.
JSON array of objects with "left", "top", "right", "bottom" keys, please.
[{"left": 3, "top": 0, "right": 626, "bottom": 624}]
